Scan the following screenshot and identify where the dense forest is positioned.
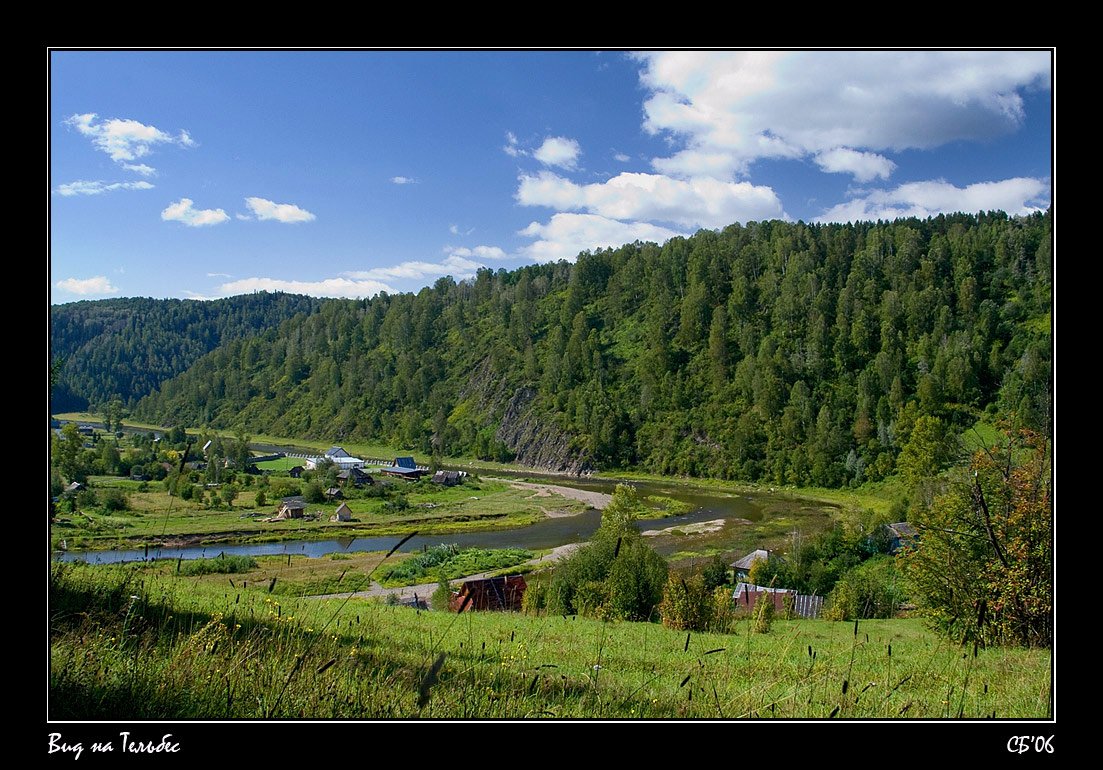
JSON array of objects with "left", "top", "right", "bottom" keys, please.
[
  {"left": 50, "top": 293, "right": 322, "bottom": 412},
  {"left": 127, "top": 211, "right": 1050, "bottom": 486}
]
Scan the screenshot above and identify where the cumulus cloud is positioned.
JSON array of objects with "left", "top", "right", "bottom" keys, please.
[
  {"left": 56, "top": 179, "right": 154, "bottom": 196},
  {"left": 346, "top": 255, "right": 483, "bottom": 282},
  {"left": 534, "top": 136, "right": 582, "bottom": 169},
  {"left": 518, "top": 212, "right": 686, "bottom": 262},
  {"left": 217, "top": 276, "right": 394, "bottom": 299},
  {"left": 817, "top": 177, "right": 1050, "bottom": 223},
  {"left": 56, "top": 275, "right": 119, "bottom": 295},
  {"left": 815, "top": 148, "right": 896, "bottom": 182},
  {"left": 516, "top": 170, "right": 784, "bottom": 229},
  {"left": 634, "top": 51, "right": 1050, "bottom": 179},
  {"left": 161, "top": 198, "right": 230, "bottom": 227},
  {"left": 64, "top": 113, "right": 195, "bottom": 172},
  {"left": 391, "top": 176, "right": 417, "bottom": 185},
  {"left": 244, "top": 197, "right": 316, "bottom": 223}
]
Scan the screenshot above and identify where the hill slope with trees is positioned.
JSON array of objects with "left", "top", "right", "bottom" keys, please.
[
  {"left": 50, "top": 292, "right": 322, "bottom": 412},
  {"left": 134, "top": 211, "right": 1051, "bottom": 485}
]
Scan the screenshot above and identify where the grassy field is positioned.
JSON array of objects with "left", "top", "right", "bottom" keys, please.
[
  {"left": 52, "top": 477, "right": 587, "bottom": 550},
  {"left": 49, "top": 561, "right": 1052, "bottom": 719}
]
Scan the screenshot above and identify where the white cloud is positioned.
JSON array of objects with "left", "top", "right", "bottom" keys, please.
[
  {"left": 391, "top": 176, "right": 417, "bottom": 185},
  {"left": 56, "top": 179, "right": 154, "bottom": 196},
  {"left": 235, "top": 213, "right": 252, "bottom": 221},
  {"left": 814, "top": 148, "right": 896, "bottom": 182},
  {"left": 449, "top": 224, "right": 476, "bottom": 236},
  {"left": 64, "top": 113, "right": 195, "bottom": 172},
  {"left": 817, "top": 177, "right": 1050, "bottom": 223},
  {"left": 633, "top": 51, "right": 1050, "bottom": 179},
  {"left": 503, "top": 131, "right": 525, "bottom": 157},
  {"left": 534, "top": 136, "right": 581, "bottom": 170},
  {"left": 217, "top": 276, "right": 394, "bottom": 299},
  {"left": 161, "top": 198, "right": 230, "bottom": 227},
  {"left": 614, "top": 152, "right": 631, "bottom": 163},
  {"left": 516, "top": 170, "right": 784, "bottom": 229},
  {"left": 518, "top": 212, "right": 686, "bottom": 262},
  {"left": 206, "top": 272, "right": 232, "bottom": 278},
  {"left": 244, "top": 197, "right": 316, "bottom": 223},
  {"left": 56, "top": 275, "right": 119, "bottom": 295},
  {"left": 448, "top": 245, "right": 508, "bottom": 260},
  {"left": 121, "top": 163, "right": 156, "bottom": 177},
  {"left": 345, "top": 254, "right": 490, "bottom": 282}
]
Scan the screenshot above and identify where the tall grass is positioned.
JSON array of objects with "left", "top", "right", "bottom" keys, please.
[{"left": 49, "top": 562, "right": 1051, "bottom": 719}]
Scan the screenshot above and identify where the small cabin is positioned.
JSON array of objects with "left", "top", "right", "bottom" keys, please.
[
  {"left": 331, "top": 502, "right": 352, "bottom": 522},
  {"left": 276, "top": 496, "right": 306, "bottom": 520},
  {"left": 449, "top": 575, "right": 527, "bottom": 613},
  {"left": 431, "top": 470, "right": 462, "bottom": 486}
]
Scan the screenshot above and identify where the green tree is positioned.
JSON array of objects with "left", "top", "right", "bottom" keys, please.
[
  {"left": 897, "top": 415, "right": 956, "bottom": 485},
  {"left": 221, "top": 485, "right": 239, "bottom": 508},
  {"left": 899, "top": 428, "right": 1051, "bottom": 647}
]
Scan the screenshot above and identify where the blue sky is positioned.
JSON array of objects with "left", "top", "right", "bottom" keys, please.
[{"left": 50, "top": 50, "right": 1052, "bottom": 303}]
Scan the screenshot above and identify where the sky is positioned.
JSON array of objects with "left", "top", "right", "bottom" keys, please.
[{"left": 49, "top": 50, "right": 1053, "bottom": 303}]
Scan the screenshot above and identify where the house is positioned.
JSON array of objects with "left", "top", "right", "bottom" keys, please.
[
  {"left": 325, "top": 487, "right": 343, "bottom": 501},
  {"left": 449, "top": 575, "right": 527, "bottom": 612},
  {"left": 731, "top": 549, "right": 774, "bottom": 580},
  {"left": 885, "top": 521, "right": 918, "bottom": 553},
  {"left": 377, "top": 456, "right": 425, "bottom": 481},
  {"left": 330, "top": 502, "right": 353, "bottom": 522},
  {"left": 288, "top": 465, "right": 304, "bottom": 479},
  {"left": 275, "top": 496, "right": 306, "bottom": 520},
  {"left": 64, "top": 481, "right": 84, "bottom": 494},
  {"left": 431, "top": 470, "right": 462, "bottom": 486},
  {"left": 304, "top": 449, "right": 366, "bottom": 470},
  {"left": 324, "top": 446, "right": 351, "bottom": 459},
  {"left": 337, "top": 468, "right": 372, "bottom": 487},
  {"left": 77, "top": 424, "right": 95, "bottom": 436},
  {"left": 732, "top": 582, "right": 824, "bottom": 619}
]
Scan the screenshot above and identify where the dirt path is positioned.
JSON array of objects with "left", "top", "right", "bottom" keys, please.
[
  {"left": 490, "top": 477, "right": 611, "bottom": 515},
  {"left": 312, "top": 542, "right": 585, "bottom": 603}
]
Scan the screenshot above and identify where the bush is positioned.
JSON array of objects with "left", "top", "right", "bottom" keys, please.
[
  {"left": 659, "top": 572, "right": 713, "bottom": 631},
  {"left": 304, "top": 480, "right": 325, "bottom": 504},
  {"left": 823, "top": 557, "right": 903, "bottom": 621},
  {"left": 752, "top": 592, "right": 774, "bottom": 634},
  {"left": 177, "top": 554, "right": 258, "bottom": 576},
  {"left": 701, "top": 555, "right": 729, "bottom": 591},
  {"left": 431, "top": 576, "right": 454, "bottom": 612},
  {"left": 709, "top": 587, "right": 737, "bottom": 633},
  {"left": 101, "top": 488, "right": 129, "bottom": 512}
]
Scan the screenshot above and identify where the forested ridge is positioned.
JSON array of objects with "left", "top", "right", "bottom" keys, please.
[
  {"left": 50, "top": 293, "right": 322, "bottom": 412},
  {"left": 126, "top": 211, "right": 1050, "bottom": 485}
]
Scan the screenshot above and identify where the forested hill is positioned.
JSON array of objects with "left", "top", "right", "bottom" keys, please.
[
  {"left": 50, "top": 293, "right": 322, "bottom": 413},
  {"left": 136, "top": 211, "right": 1051, "bottom": 484}
]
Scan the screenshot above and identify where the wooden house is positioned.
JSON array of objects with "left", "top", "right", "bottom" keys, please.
[
  {"left": 337, "top": 468, "right": 372, "bottom": 486},
  {"left": 288, "top": 465, "right": 304, "bottom": 479},
  {"left": 431, "top": 470, "right": 462, "bottom": 486},
  {"left": 449, "top": 575, "right": 527, "bottom": 612},
  {"left": 732, "top": 582, "right": 824, "bottom": 619},
  {"left": 276, "top": 496, "right": 306, "bottom": 520},
  {"left": 885, "top": 521, "right": 918, "bottom": 553},
  {"left": 330, "top": 502, "right": 352, "bottom": 522},
  {"left": 325, "top": 487, "right": 343, "bottom": 501},
  {"left": 378, "top": 456, "right": 425, "bottom": 481},
  {"left": 731, "top": 549, "right": 773, "bottom": 580}
]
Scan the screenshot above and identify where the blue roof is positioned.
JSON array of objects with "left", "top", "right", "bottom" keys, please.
[{"left": 394, "top": 456, "right": 416, "bottom": 468}]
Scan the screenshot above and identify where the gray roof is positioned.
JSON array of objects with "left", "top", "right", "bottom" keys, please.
[
  {"left": 281, "top": 496, "right": 306, "bottom": 507},
  {"left": 731, "top": 549, "right": 773, "bottom": 570},
  {"left": 887, "top": 521, "right": 918, "bottom": 539},
  {"left": 324, "top": 446, "right": 350, "bottom": 458}
]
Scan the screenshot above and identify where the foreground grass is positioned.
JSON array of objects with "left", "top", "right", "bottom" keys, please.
[{"left": 50, "top": 562, "right": 1050, "bottom": 719}]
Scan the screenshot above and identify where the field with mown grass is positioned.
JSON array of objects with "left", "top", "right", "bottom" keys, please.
[
  {"left": 52, "top": 476, "right": 586, "bottom": 550},
  {"left": 50, "top": 562, "right": 1051, "bottom": 719}
]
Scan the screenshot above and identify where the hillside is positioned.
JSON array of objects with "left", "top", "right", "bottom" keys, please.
[
  {"left": 135, "top": 212, "right": 1052, "bottom": 484},
  {"left": 49, "top": 292, "right": 322, "bottom": 412}
]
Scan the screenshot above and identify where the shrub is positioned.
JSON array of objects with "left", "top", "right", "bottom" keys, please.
[
  {"left": 304, "top": 481, "right": 325, "bottom": 504},
  {"left": 254, "top": 489, "right": 267, "bottom": 507},
  {"left": 709, "top": 586, "right": 737, "bottom": 633},
  {"left": 824, "top": 556, "right": 904, "bottom": 621},
  {"left": 101, "top": 488, "right": 129, "bottom": 512},
  {"left": 701, "top": 555, "right": 729, "bottom": 591},
  {"left": 752, "top": 592, "right": 774, "bottom": 634},
  {"left": 431, "top": 576, "right": 454, "bottom": 612},
  {"left": 659, "top": 572, "right": 713, "bottom": 631},
  {"left": 177, "top": 554, "right": 257, "bottom": 576}
]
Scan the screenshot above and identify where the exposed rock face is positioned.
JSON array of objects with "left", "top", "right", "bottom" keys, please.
[
  {"left": 495, "top": 387, "right": 593, "bottom": 475},
  {"left": 463, "top": 358, "right": 592, "bottom": 475}
]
